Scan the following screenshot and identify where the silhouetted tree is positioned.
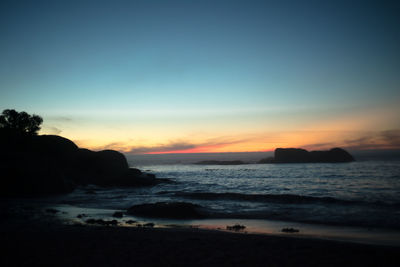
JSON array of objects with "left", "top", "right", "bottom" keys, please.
[{"left": 0, "top": 109, "right": 43, "bottom": 135}]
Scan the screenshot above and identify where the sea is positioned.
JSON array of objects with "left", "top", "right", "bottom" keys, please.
[{"left": 50, "top": 151, "right": 400, "bottom": 245}]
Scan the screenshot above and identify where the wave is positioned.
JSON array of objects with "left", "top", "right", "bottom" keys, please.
[{"left": 157, "top": 191, "right": 400, "bottom": 207}]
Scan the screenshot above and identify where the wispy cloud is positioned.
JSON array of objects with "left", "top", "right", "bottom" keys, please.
[
  {"left": 94, "top": 142, "right": 131, "bottom": 152},
  {"left": 303, "top": 129, "right": 400, "bottom": 151},
  {"left": 343, "top": 129, "right": 400, "bottom": 150},
  {"left": 128, "top": 142, "right": 197, "bottom": 154},
  {"left": 41, "top": 126, "right": 62, "bottom": 135},
  {"left": 125, "top": 136, "right": 250, "bottom": 154}
]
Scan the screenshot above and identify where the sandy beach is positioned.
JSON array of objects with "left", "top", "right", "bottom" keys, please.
[{"left": 1, "top": 201, "right": 399, "bottom": 267}]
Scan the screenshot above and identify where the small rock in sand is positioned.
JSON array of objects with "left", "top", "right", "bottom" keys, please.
[
  {"left": 281, "top": 227, "right": 300, "bottom": 233},
  {"left": 226, "top": 224, "right": 246, "bottom": 231}
]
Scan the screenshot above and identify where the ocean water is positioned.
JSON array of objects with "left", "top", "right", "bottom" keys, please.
[{"left": 59, "top": 160, "right": 400, "bottom": 230}]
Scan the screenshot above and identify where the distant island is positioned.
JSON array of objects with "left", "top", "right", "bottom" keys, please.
[
  {"left": 194, "top": 160, "right": 246, "bottom": 165},
  {"left": 259, "top": 148, "right": 355, "bottom": 163}
]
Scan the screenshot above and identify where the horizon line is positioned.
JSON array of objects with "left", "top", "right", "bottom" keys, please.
[{"left": 125, "top": 147, "right": 400, "bottom": 155}]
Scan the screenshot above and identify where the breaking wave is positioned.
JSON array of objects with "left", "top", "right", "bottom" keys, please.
[{"left": 158, "top": 191, "right": 400, "bottom": 207}]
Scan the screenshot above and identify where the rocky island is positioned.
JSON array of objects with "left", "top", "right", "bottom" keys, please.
[{"left": 259, "top": 148, "right": 355, "bottom": 163}]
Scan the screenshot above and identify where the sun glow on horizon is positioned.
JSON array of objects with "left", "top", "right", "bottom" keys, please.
[{"left": 47, "top": 128, "right": 400, "bottom": 155}]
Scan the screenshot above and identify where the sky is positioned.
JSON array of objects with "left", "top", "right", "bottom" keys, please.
[{"left": 1, "top": 0, "right": 399, "bottom": 153}]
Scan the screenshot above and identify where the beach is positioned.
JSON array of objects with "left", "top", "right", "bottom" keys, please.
[
  {"left": 1, "top": 201, "right": 399, "bottom": 267},
  {"left": 2, "top": 0, "right": 400, "bottom": 265}
]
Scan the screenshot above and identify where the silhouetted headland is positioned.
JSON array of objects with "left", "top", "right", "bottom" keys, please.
[
  {"left": 259, "top": 148, "right": 355, "bottom": 163},
  {"left": 0, "top": 130, "right": 166, "bottom": 197}
]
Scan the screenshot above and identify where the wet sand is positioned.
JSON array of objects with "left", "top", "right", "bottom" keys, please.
[{"left": 1, "top": 202, "right": 400, "bottom": 267}]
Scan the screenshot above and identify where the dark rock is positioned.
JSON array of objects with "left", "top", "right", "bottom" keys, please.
[
  {"left": 112, "top": 211, "right": 124, "bottom": 218},
  {"left": 77, "top": 214, "right": 88, "bottom": 219},
  {"left": 129, "top": 168, "right": 142, "bottom": 175},
  {"left": 309, "top": 148, "right": 355, "bottom": 163},
  {"left": 146, "top": 173, "right": 156, "bottom": 179},
  {"left": 85, "top": 219, "right": 119, "bottom": 226},
  {"left": 259, "top": 147, "right": 355, "bottom": 164},
  {"left": 275, "top": 148, "right": 309, "bottom": 163},
  {"left": 0, "top": 133, "right": 78, "bottom": 196},
  {"left": 30, "top": 135, "right": 78, "bottom": 155},
  {"left": 127, "top": 202, "right": 205, "bottom": 219},
  {"left": 281, "top": 227, "right": 300, "bottom": 233},
  {"left": 45, "top": 208, "right": 59, "bottom": 214},
  {"left": 0, "top": 129, "right": 159, "bottom": 196},
  {"left": 71, "top": 149, "right": 128, "bottom": 185},
  {"left": 226, "top": 224, "right": 246, "bottom": 231},
  {"left": 85, "top": 219, "right": 97, "bottom": 224}
]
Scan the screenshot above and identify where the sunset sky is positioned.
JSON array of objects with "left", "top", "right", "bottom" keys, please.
[{"left": 1, "top": 0, "right": 399, "bottom": 153}]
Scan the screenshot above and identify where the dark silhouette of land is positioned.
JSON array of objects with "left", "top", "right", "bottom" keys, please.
[
  {"left": 0, "top": 109, "right": 165, "bottom": 197},
  {"left": 259, "top": 148, "right": 355, "bottom": 163}
]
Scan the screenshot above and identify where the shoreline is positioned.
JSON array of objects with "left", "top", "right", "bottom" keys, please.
[
  {"left": 2, "top": 204, "right": 400, "bottom": 267},
  {"left": 3, "top": 198, "right": 400, "bottom": 247},
  {"left": 49, "top": 203, "right": 400, "bottom": 247}
]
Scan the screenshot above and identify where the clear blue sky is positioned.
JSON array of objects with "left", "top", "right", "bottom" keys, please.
[{"left": 1, "top": 0, "right": 399, "bottom": 152}]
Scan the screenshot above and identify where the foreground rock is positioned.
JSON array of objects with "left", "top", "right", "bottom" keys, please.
[
  {"left": 127, "top": 202, "right": 206, "bottom": 219},
  {"left": 259, "top": 148, "right": 355, "bottom": 163},
  {"left": 0, "top": 130, "right": 163, "bottom": 196}
]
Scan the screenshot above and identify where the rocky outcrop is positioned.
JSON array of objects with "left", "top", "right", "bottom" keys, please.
[
  {"left": 1, "top": 133, "right": 78, "bottom": 196},
  {"left": 0, "top": 131, "right": 162, "bottom": 196},
  {"left": 259, "top": 148, "right": 355, "bottom": 163},
  {"left": 71, "top": 148, "right": 129, "bottom": 185}
]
